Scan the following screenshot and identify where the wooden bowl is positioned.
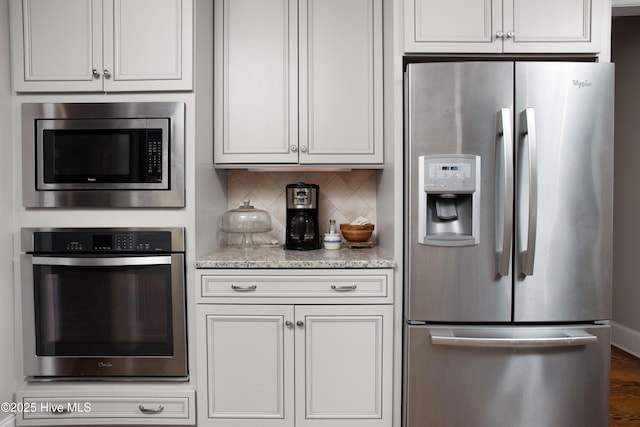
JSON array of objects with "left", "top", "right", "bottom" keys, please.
[{"left": 340, "top": 223, "right": 374, "bottom": 242}]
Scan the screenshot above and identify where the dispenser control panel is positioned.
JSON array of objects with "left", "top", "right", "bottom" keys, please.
[
  {"left": 423, "top": 156, "right": 477, "bottom": 193},
  {"left": 418, "top": 154, "right": 481, "bottom": 246}
]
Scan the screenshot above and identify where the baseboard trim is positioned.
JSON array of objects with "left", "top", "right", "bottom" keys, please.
[
  {"left": 611, "top": 321, "right": 640, "bottom": 358},
  {"left": 0, "top": 414, "right": 16, "bottom": 427}
]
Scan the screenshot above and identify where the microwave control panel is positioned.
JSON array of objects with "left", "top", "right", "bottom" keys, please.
[{"left": 146, "top": 129, "right": 163, "bottom": 179}]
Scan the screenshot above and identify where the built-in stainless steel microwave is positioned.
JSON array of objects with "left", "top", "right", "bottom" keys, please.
[{"left": 22, "top": 102, "right": 185, "bottom": 208}]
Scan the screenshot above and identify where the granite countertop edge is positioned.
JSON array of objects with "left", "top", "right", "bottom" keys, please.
[{"left": 194, "top": 246, "right": 397, "bottom": 269}]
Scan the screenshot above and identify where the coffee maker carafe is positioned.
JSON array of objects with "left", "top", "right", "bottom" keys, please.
[{"left": 286, "top": 183, "right": 320, "bottom": 250}]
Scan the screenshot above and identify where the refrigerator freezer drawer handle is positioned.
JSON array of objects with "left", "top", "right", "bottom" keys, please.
[
  {"left": 521, "top": 108, "right": 538, "bottom": 276},
  {"left": 430, "top": 330, "right": 597, "bottom": 348},
  {"left": 497, "top": 108, "right": 514, "bottom": 277}
]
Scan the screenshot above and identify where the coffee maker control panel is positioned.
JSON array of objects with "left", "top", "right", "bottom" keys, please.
[{"left": 287, "top": 183, "right": 318, "bottom": 209}]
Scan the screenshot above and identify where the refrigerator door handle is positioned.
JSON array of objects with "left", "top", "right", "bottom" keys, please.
[
  {"left": 497, "top": 108, "right": 514, "bottom": 276},
  {"left": 521, "top": 108, "right": 538, "bottom": 276},
  {"left": 430, "top": 329, "right": 597, "bottom": 348}
]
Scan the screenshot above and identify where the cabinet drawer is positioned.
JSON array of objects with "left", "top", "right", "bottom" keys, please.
[
  {"left": 18, "top": 393, "right": 194, "bottom": 425},
  {"left": 200, "top": 274, "right": 389, "bottom": 303}
]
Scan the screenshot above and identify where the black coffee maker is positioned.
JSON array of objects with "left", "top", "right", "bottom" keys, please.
[{"left": 285, "top": 183, "right": 320, "bottom": 250}]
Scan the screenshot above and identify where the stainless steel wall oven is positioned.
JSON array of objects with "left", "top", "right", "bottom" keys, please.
[
  {"left": 20, "top": 228, "right": 187, "bottom": 381},
  {"left": 22, "top": 102, "right": 185, "bottom": 208}
]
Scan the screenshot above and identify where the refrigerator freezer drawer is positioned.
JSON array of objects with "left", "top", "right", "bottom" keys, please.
[{"left": 404, "top": 324, "right": 610, "bottom": 427}]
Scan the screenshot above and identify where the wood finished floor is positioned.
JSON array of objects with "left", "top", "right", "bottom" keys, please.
[{"left": 611, "top": 346, "right": 640, "bottom": 426}]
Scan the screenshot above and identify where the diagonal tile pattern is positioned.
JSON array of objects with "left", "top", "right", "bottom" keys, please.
[{"left": 226, "top": 170, "right": 377, "bottom": 245}]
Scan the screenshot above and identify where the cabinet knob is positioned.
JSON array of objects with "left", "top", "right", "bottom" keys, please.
[
  {"left": 495, "top": 30, "right": 504, "bottom": 39},
  {"left": 92, "top": 69, "right": 101, "bottom": 79},
  {"left": 103, "top": 69, "right": 111, "bottom": 79},
  {"left": 296, "top": 321, "right": 304, "bottom": 327},
  {"left": 285, "top": 320, "right": 293, "bottom": 328},
  {"left": 300, "top": 146, "right": 308, "bottom": 153},
  {"left": 506, "top": 31, "right": 515, "bottom": 38},
  {"left": 290, "top": 145, "right": 298, "bottom": 153}
]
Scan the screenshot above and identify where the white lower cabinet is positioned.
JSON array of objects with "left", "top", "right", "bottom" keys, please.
[
  {"left": 196, "top": 270, "right": 394, "bottom": 427},
  {"left": 294, "top": 305, "right": 392, "bottom": 426},
  {"left": 198, "top": 304, "right": 294, "bottom": 426}
]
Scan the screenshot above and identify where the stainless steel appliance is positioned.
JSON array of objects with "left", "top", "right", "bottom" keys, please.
[
  {"left": 20, "top": 227, "right": 187, "bottom": 380},
  {"left": 285, "top": 182, "right": 320, "bottom": 250},
  {"left": 404, "top": 62, "right": 614, "bottom": 427},
  {"left": 22, "top": 102, "right": 185, "bottom": 208}
]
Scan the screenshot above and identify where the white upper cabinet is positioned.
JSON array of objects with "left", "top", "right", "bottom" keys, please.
[
  {"left": 405, "top": 0, "right": 606, "bottom": 54},
  {"left": 214, "top": 0, "right": 384, "bottom": 167},
  {"left": 215, "top": 0, "right": 299, "bottom": 165},
  {"left": 298, "top": 0, "right": 383, "bottom": 165},
  {"left": 10, "top": 0, "right": 193, "bottom": 92}
]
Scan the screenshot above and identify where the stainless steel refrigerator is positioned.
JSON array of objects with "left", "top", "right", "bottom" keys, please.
[{"left": 404, "top": 62, "right": 614, "bottom": 427}]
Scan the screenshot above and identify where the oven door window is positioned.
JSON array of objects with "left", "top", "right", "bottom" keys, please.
[{"left": 32, "top": 261, "right": 174, "bottom": 357}]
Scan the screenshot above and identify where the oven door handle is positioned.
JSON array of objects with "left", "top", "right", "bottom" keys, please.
[{"left": 31, "top": 255, "right": 173, "bottom": 267}]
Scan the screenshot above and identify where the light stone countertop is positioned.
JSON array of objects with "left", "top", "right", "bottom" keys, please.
[{"left": 194, "top": 245, "right": 397, "bottom": 269}]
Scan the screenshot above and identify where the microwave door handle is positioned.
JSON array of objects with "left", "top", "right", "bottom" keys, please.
[{"left": 31, "top": 256, "right": 173, "bottom": 267}]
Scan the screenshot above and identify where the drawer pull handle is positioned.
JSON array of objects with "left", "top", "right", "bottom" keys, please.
[
  {"left": 139, "top": 405, "right": 164, "bottom": 414},
  {"left": 331, "top": 284, "right": 357, "bottom": 292},
  {"left": 231, "top": 284, "right": 257, "bottom": 292}
]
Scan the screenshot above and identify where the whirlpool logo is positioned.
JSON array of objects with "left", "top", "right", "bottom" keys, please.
[{"left": 573, "top": 79, "right": 592, "bottom": 89}]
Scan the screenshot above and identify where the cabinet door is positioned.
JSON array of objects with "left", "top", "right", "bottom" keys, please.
[
  {"left": 299, "top": 0, "right": 383, "bottom": 165},
  {"left": 9, "top": 0, "right": 192, "bottom": 92},
  {"left": 103, "top": 0, "right": 193, "bottom": 91},
  {"left": 503, "top": 0, "right": 602, "bottom": 53},
  {"left": 197, "top": 305, "right": 294, "bottom": 427},
  {"left": 405, "top": 0, "right": 604, "bottom": 54},
  {"left": 214, "top": 0, "right": 299, "bottom": 165},
  {"left": 295, "top": 305, "right": 393, "bottom": 427},
  {"left": 11, "top": 0, "right": 104, "bottom": 91},
  {"left": 404, "top": 0, "right": 503, "bottom": 53}
]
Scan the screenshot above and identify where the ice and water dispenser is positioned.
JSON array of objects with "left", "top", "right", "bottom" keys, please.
[{"left": 418, "top": 154, "right": 480, "bottom": 246}]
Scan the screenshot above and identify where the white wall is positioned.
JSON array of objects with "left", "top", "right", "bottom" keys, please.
[
  {"left": 0, "top": 0, "right": 16, "bottom": 409},
  {"left": 195, "top": 0, "right": 227, "bottom": 258},
  {"left": 611, "top": 15, "right": 640, "bottom": 356}
]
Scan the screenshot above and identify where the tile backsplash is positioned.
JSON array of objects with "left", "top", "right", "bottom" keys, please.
[{"left": 226, "top": 170, "right": 377, "bottom": 245}]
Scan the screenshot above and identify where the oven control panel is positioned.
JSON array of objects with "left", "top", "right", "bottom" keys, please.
[{"left": 31, "top": 229, "right": 181, "bottom": 253}]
